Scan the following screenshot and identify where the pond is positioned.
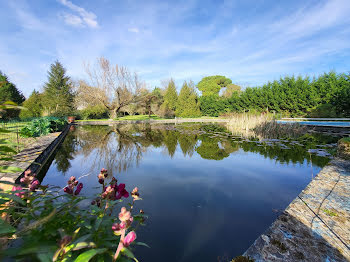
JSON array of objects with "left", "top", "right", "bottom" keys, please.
[
  {"left": 39, "top": 123, "right": 339, "bottom": 261},
  {"left": 277, "top": 120, "right": 350, "bottom": 127}
]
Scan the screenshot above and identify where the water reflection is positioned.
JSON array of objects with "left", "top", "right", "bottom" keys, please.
[
  {"left": 53, "top": 123, "right": 337, "bottom": 175},
  {"left": 42, "top": 123, "right": 340, "bottom": 261}
]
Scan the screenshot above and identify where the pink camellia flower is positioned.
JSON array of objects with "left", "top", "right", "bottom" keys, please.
[
  {"left": 29, "top": 179, "right": 40, "bottom": 191},
  {"left": 123, "top": 231, "right": 136, "bottom": 247},
  {"left": 74, "top": 183, "right": 83, "bottom": 195},
  {"left": 12, "top": 186, "right": 25, "bottom": 198},
  {"left": 119, "top": 207, "right": 131, "bottom": 222}
]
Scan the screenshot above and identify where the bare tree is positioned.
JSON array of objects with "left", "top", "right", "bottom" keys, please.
[{"left": 77, "top": 57, "right": 144, "bottom": 118}]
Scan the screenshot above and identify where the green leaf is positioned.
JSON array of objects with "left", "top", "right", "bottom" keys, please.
[
  {"left": 121, "top": 247, "right": 138, "bottom": 261},
  {"left": 74, "top": 248, "right": 107, "bottom": 262},
  {"left": 134, "top": 242, "right": 150, "bottom": 248},
  {"left": 0, "top": 219, "right": 16, "bottom": 236},
  {"left": 0, "top": 166, "right": 22, "bottom": 173}
]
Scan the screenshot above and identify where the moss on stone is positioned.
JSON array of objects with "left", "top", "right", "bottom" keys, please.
[
  {"left": 231, "top": 256, "right": 255, "bottom": 262},
  {"left": 337, "top": 137, "right": 350, "bottom": 160}
]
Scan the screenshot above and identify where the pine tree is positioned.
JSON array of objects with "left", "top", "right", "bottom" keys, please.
[
  {"left": 176, "top": 81, "right": 201, "bottom": 118},
  {"left": 162, "top": 79, "right": 178, "bottom": 111},
  {"left": 43, "top": 61, "right": 74, "bottom": 116}
]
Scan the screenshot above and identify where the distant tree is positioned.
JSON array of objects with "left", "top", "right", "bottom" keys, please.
[
  {"left": 0, "top": 71, "right": 25, "bottom": 119},
  {"left": 161, "top": 79, "right": 178, "bottom": 110},
  {"left": 19, "top": 90, "right": 44, "bottom": 118},
  {"left": 42, "top": 61, "right": 75, "bottom": 116},
  {"left": 222, "top": 83, "right": 241, "bottom": 98},
  {"left": 331, "top": 73, "right": 350, "bottom": 117},
  {"left": 197, "top": 75, "right": 232, "bottom": 96},
  {"left": 79, "top": 57, "right": 144, "bottom": 119},
  {"left": 176, "top": 81, "right": 201, "bottom": 118},
  {"left": 199, "top": 95, "right": 227, "bottom": 117}
]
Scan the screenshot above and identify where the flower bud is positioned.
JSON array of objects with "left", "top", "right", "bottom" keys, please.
[{"left": 123, "top": 231, "right": 136, "bottom": 247}]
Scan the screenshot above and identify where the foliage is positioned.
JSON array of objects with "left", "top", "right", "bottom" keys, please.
[
  {"left": 19, "top": 90, "right": 44, "bottom": 119},
  {"left": 222, "top": 83, "right": 241, "bottom": 98},
  {"left": 80, "top": 105, "right": 109, "bottom": 120},
  {"left": 199, "top": 95, "right": 227, "bottom": 117},
  {"left": 20, "top": 117, "right": 67, "bottom": 137},
  {"left": 175, "top": 81, "right": 201, "bottom": 118},
  {"left": 201, "top": 71, "right": 350, "bottom": 118},
  {"left": 0, "top": 71, "right": 25, "bottom": 119},
  {"left": 0, "top": 169, "right": 147, "bottom": 261},
  {"left": 162, "top": 79, "right": 178, "bottom": 111},
  {"left": 197, "top": 75, "right": 232, "bottom": 96},
  {"left": 42, "top": 61, "right": 75, "bottom": 116}
]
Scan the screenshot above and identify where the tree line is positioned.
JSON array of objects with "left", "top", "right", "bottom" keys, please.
[{"left": 1, "top": 57, "right": 349, "bottom": 120}]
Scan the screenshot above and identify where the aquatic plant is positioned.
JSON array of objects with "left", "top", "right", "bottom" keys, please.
[{"left": 0, "top": 168, "right": 147, "bottom": 261}]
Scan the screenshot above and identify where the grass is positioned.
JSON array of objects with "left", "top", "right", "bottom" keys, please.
[{"left": 322, "top": 208, "right": 337, "bottom": 217}]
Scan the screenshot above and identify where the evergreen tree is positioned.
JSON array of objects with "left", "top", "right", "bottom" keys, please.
[
  {"left": 43, "top": 61, "right": 74, "bottom": 116},
  {"left": 176, "top": 81, "right": 201, "bottom": 118},
  {"left": 162, "top": 79, "right": 178, "bottom": 111},
  {"left": 0, "top": 71, "right": 25, "bottom": 119},
  {"left": 19, "top": 90, "right": 44, "bottom": 118}
]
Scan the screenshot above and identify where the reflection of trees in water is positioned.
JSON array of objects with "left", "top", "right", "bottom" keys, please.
[
  {"left": 55, "top": 123, "right": 332, "bottom": 175},
  {"left": 54, "top": 131, "right": 78, "bottom": 173}
]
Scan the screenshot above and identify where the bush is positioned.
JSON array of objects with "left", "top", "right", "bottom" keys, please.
[
  {"left": 79, "top": 105, "right": 109, "bottom": 120},
  {"left": 307, "top": 104, "right": 338, "bottom": 118},
  {"left": 20, "top": 117, "right": 67, "bottom": 137}
]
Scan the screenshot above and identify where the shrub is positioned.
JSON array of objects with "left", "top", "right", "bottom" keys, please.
[
  {"left": 80, "top": 105, "right": 109, "bottom": 120},
  {"left": 20, "top": 117, "right": 67, "bottom": 137}
]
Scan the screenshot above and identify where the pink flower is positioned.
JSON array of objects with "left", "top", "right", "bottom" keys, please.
[
  {"left": 131, "top": 187, "right": 140, "bottom": 200},
  {"left": 119, "top": 207, "right": 131, "bottom": 222},
  {"left": 123, "top": 231, "right": 136, "bottom": 247},
  {"left": 74, "top": 183, "right": 83, "bottom": 195},
  {"left": 12, "top": 186, "right": 25, "bottom": 198},
  {"left": 29, "top": 179, "right": 40, "bottom": 191},
  {"left": 63, "top": 186, "right": 73, "bottom": 194},
  {"left": 67, "top": 176, "right": 76, "bottom": 185}
]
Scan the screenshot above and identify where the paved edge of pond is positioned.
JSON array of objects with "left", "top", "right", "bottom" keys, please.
[
  {"left": 77, "top": 118, "right": 229, "bottom": 125},
  {"left": 0, "top": 124, "right": 71, "bottom": 188},
  {"left": 244, "top": 158, "right": 350, "bottom": 262}
]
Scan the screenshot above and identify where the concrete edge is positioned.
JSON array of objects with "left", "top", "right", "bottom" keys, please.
[
  {"left": 77, "top": 119, "right": 229, "bottom": 125},
  {"left": 14, "top": 124, "right": 72, "bottom": 184}
]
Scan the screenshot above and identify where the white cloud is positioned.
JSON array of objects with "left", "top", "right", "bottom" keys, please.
[
  {"left": 61, "top": 13, "right": 83, "bottom": 27},
  {"left": 58, "top": 0, "right": 98, "bottom": 28},
  {"left": 128, "top": 27, "right": 139, "bottom": 33}
]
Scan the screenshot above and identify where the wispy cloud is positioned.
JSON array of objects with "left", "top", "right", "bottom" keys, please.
[
  {"left": 61, "top": 13, "right": 83, "bottom": 27},
  {"left": 58, "top": 0, "right": 98, "bottom": 28},
  {"left": 128, "top": 27, "right": 140, "bottom": 33}
]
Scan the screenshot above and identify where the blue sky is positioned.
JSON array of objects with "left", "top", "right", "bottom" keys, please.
[{"left": 1, "top": 0, "right": 350, "bottom": 97}]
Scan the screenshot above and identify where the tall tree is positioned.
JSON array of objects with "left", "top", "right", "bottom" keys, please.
[
  {"left": 176, "top": 81, "right": 201, "bottom": 118},
  {"left": 19, "top": 90, "right": 44, "bottom": 118},
  {"left": 42, "top": 61, "right": 74, "bottom": 116},
  {"left": 197, "top": 75, "right": 232, "bottom": 96},
  {"left": 0, "top": 71, "right": 25, "bottom": 119},
  {"left": 79, "top": 57, "right": 144, "bottom": 119},
  {"left": 162, "top": 79, "right": 178, "bottom": 111}
]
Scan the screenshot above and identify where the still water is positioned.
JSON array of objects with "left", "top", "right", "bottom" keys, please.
[{"left": 40, "top": 123, "right": 337, "bottom": 261}]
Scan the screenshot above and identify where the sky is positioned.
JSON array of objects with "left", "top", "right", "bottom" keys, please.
[{"left": 1, "top": 0, "right": 350, "bottom": 97}]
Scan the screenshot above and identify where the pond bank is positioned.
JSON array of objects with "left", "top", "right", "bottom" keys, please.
[
  {"left": 0, "top": 124, "right": 71, "bottom": 189},
  {"left": 77, "top": 118, "right": 229, "bottom": 125},
  {"left": 244, "top": 158, "right": 350, "bottom": 261}
]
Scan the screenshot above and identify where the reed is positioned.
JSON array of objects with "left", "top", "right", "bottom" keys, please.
[{"left": 228, "top": 113, "right": 308, "bottom": 139}]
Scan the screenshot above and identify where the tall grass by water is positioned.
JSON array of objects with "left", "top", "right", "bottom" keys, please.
[{"left": 228, "top": 113, "right": 308, "bottom": 139}]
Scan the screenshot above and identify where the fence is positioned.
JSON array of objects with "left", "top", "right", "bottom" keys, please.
[{"left": 0, "top": 121, "right": 31, "bottom": 152}]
